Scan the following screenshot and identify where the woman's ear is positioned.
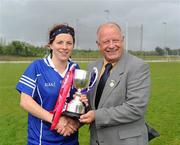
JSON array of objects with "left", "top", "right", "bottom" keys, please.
[{"left": 48, "top": 44, "right": 53, "bottom": 50}]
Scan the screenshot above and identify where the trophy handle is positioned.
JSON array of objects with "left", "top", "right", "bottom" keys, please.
[
  {"left": 89, "top": 67, "right": 98, "bottom": 88},
  {"left": 81, "top": 67, "right": 98, "bottom": 94}
]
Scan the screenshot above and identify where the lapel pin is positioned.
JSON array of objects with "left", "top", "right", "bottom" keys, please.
[{"left": 109, "top": 80, "right": 115, "bottom": 87}]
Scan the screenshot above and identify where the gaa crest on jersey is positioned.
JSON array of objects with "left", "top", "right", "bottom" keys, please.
[{"left": 45, "top": 82, "right": 56, "bottom": 87}]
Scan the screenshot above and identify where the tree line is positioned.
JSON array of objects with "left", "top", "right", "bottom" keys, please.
[
  {"left": 154, "top": 46, "right": 180, "bottom": 56},
  {"left": 0, "top": 40, "right": 180, "bottom": 57},
  {"left": 0, "top": 41, "right": 47, "bottom": 57}
]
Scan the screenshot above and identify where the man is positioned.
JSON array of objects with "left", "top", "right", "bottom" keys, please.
[{"left": 80, "top": 22, "right": 150, "bottom": 145}]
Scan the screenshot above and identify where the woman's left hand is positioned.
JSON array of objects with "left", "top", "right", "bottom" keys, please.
[{"left": 79, "top": 94, "right": 89, "bottom": 107}]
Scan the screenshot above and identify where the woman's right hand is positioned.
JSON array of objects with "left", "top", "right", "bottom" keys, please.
[{"left": 55, "top": 116, "right": 80, "bottom": 136}]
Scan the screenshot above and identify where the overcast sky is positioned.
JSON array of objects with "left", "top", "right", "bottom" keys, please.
[{"left": 0, "top": 0, "right": 180, "bottom": 50}]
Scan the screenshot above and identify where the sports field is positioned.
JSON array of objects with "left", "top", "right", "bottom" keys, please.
[{"left": 0, "top": 61, "right": 180, "bottom": 145}]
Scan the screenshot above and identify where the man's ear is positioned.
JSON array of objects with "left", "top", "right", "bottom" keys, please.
[
  {"left": 96, "top": 40, "right": 100, "bottom": 46},
  {"left": 122, "top": 36, "right": 125, "bottom": 41},
  {"left": 96, "top": 41, "right": 101, "bottom": 49},
  {"left": 96, "top": 40, "right": 98, "bottom": 45}
]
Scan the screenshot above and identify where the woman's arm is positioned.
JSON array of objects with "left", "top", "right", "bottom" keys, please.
[
  {"left": 20, "top": 92, "right": 80, "bottom": 136},
  {"left": 20, "top": 92, "right": 53, "bottom": 123}
]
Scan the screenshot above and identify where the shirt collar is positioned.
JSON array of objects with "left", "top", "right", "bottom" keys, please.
[
  {"left": 99, "top": 59, "right": 115, "bottom": 76},
  {"left": 45, "top": 55, "right": 70, "bottom": 77},
  {"left": 103, "top": 59, "right": 116, "bottom": 67}
]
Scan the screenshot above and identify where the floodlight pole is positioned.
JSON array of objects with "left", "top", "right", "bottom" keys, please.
[
  {"left": 75, "top": 18, "right": 79, "bottom": 49},
  {"left": 104, "top": 9, "right": 110, "bottom": 21},
  {"left": 140, "top": 24, "right": 143, "bottom": 51},
  {"left": 125, "top": 22, "right": 128, "bottom": 53},
  {"left": 163, "top": 22, "right": 168, "bottom": 56}
]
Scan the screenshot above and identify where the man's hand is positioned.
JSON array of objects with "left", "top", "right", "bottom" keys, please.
[
  {"left": 55, "top": 116, "right": 80, "bottom": 136},
  {"left": 79, "top": 110, "right": 95, "bottom": 124}
]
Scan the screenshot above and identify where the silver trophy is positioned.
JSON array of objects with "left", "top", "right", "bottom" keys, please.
[{"left": 63, "top": 68, "right": 98, "bottom": 118}]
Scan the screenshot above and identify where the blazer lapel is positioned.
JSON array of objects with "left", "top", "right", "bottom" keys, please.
[
  {"left": 98, "top": 53, "right": 127, "bottom": 108},
  {"left": 90, "top": 60, "right": 103, "bottom": 109}
]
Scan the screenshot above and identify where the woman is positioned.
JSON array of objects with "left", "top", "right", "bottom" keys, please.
[{"left": 16, "top": 24, "right": 81, "bottom": 145}]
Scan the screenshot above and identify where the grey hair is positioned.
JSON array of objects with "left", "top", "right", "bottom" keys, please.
[
  {"left": 96, "top": 22, "right": 122, "bottom": 35},
  {"left": 96, "top": 22, "right": 123, "bottom": 43}
]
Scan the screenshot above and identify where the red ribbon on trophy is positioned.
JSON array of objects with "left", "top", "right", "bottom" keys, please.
[{"left": 50, "top": 64, "right": 76, "bottom": 130}]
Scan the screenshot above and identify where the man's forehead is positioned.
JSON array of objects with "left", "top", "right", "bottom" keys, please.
[
  {"left": 97, "top": 23, "right": 122, "bottom": 34},
  {"left": 98, "top": 26, "right": 122, "bottom": 38}
]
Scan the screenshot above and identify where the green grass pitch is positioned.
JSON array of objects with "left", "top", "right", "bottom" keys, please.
[{"left": 0, "top": 62, "right": 180, "bottom": 145}]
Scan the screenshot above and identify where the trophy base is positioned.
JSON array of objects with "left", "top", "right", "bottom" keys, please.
[{"left": 62, "top": 111, "right": 82, "bottom": 119}]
